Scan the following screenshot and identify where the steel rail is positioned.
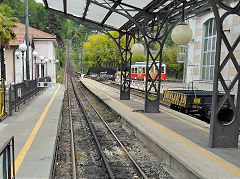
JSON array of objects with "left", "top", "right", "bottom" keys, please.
[
  {"left": 70, "top": 76, "right": 116, "bottom": 179},
  {"left": 76, "top": 78, "right": 148, "bottom": 179},
  {"left": 67, "top": 75, "right": 77, "bottom": 179}
]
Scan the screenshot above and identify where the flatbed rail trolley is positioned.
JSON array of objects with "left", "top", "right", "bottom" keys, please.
[{"left": 162, "top": 89, "right": 234, "bottom": 120}]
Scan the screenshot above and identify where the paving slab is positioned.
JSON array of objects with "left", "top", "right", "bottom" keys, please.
[{"left": 0, "top": 84, "right": 64, "bottom": 179}]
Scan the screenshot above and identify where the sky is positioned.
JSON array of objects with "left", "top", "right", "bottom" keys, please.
[{"left": 35, "top": 0, "right": 43, "bottom": 3}]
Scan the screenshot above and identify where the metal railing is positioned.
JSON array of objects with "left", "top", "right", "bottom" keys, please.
[
  {"left": 0, "top": 137, "right": 15, "bottom": 179},
  {"left": 0, "top": 78, "right": 5, "bottom": 117},
  {"left": 8, "top": 77, "right": 51, "bottom": 116}
]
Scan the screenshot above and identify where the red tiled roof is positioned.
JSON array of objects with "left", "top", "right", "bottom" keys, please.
[{"left": 9, "top": 23, "right": 56, "bottom": 46}]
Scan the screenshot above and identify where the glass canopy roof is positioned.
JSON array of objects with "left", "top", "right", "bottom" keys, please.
[{"left": 43, "top": 0, "right": 209, "bottom": 31}]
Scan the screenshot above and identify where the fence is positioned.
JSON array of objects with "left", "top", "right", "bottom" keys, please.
[
  {"left": 0, "top": 78, "right": 5, "bottom": 117},
  {"left": 0, "top": 137, "right": 15, "bottom": 179},
  {"left": 8, "top": 77, "right": 51, "bottom": 116}
]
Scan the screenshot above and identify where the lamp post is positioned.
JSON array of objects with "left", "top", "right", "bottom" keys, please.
[
  {"left": 25, "top": 0, "right": 30, "bottom": 80},
  {"left": 44, "top": 58, "right": 48, "bottom": 77},
  {"left": 19, "top": 43, "right": 27, "bottom": 81},
  {"left": 15, "top": 51, "right": 20, "bottom": 60},
  {"left": 56, "top": 59, "right": 59, "bottom": 80},
  {"left": 39, "top": 56, "right": 44, "bottom": 78},
  {"left": 32, "top": 51, "right": 38, "bottom": 79},
  {"left": 14, "top": 51, "right": 20, "bottom": 83}
]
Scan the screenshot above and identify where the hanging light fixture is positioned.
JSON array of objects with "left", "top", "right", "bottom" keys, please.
[
  {"left": 171, "top": 1, "right": 192, "bottom": 45},
  {"left": 131, "top": 42, "right": 144, "bottom": 56},
  {"left": 131, "top": 30, "right": 145, "bottom": 56}
]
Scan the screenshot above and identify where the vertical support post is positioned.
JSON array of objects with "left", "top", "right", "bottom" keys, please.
[
  {"left": 12, "top": 138, "right": 15, "bottom": 179},
  {"left": 7, "top": 145, "right": 11, "bottom": 179},
  {"left": 3, "top": 150, "right": 7, "bottom": 179},
  {"left": 140, "top": 11, "right": 179, "bottom": 113},
  {"left": 105, "top": 30, "right": 133, "bottom": 100},
  {"left": 34, "top": 57, "right": 36, "bottom": 79},
  {"left": 39, "top": 62, "right": 42, "bottom": 78},
  {"left": 46, "top": 62, "right": 48, "bottom": 76},
  {"left": 25, "top": 0, "right": 30, "bottom": 80},
  {"left": 119, "top": 32, "right": 132, "bottom": 100},
  {"left": 209, "top": 0, "right": 240, "bottom": 148},
  {"left": 31, "top": 54, "right": 33, "bottom": 80},
  {"left": 9, "top": 85, "right": 12, "bottom": 116},
  {"left": 1, "top": 45, "right": 5, "bottom": 81},
  {"left": 22, "top": 52, "right": 25, "bottom": 81}
]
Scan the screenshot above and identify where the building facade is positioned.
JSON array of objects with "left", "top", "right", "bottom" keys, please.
[
  {"left": 3, "top": 23, "right": 57, "bottom": 85},
  {"left": 186, "top": 1, "right": 240, "bottom": 97}
]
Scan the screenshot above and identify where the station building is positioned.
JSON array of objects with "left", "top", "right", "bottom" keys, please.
[
  {"left": 3, "top": 23, "right": 58, "bottom": 85},
  {"left": 185, "top": 1, "right": 239, "bottom": 97}
]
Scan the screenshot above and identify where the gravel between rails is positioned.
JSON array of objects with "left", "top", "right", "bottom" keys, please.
[
  {"left": 72, "top": 77, "right": 144, "bottom": 178},
  {"left": 54, "top": 76, "right": 109, "bottom": 178},
  {"left": 54, "top": 92, "right": 72, "bottom": 178},
  {"left": 75, "top": 76, "right": 174, "bottom": 179}
]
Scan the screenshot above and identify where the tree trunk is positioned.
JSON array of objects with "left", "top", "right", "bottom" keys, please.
[{"left": 0, "top": 45, "right": 5, "bottom": 80}]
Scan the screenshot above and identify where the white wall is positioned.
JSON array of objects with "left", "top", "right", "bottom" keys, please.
[
  {"left": 34, "top": 39, "right": 57, "bottom": 83},
  {"left": 186, "top": 4, "right": 240, "bottom": 96}
]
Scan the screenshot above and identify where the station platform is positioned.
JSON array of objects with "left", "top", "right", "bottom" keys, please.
[
  {"left": 0, "top": 84, "right": 64, "bottom": 178},
  {"left": 81, "top": 77, "right": 240, "bottom": 179}
]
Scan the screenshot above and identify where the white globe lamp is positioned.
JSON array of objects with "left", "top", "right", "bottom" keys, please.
[
  {"left": 19, "top": 43, "right": 27, "bottom": 52},
  {"left": 44, "top": 58, "right": 48, "bottom": 63},
  {"left": 15, "top": 51, "right": 20, "bottom": 57},
  {"left": 39, "top": 56, "right": 44, "bottom": 61},
  {"left": 171, "top": 22, "right": 192, "bottom": 45},
  {"left": 131, "top": 43, "right": 144, "bottom": 56},
  {"left": 32, "top": 50, "right": 38, "bottom": 58}
]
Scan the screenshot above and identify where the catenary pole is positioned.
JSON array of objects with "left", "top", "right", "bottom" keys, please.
[{"left": 25, "top": 0, "right": 30, "bottom": 80}]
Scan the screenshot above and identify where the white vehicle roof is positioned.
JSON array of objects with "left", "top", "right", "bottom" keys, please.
[{"left": 131, "top": 61, "right": 166, "bottom": 68}]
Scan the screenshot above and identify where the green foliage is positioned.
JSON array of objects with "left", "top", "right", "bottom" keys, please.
[
  {"left": 83, "top": 32, "right": 121, "bottom": 68},
  {"left": 4, "top": 0, "right": 64, "bottom": 43},
  {"left": 131, "top": 55, "right": 145, "bottom": 65},
  {"left": 0, "top": 4, "right": 18, "bottom": 45},
  {"left": 162, "top": 45, "right": 183, "bottom": 79},
  {"left": 56, "top": 66, "right": 64, "bottom": 83},
  {"left": 4, "top": 0, "right": 46, "bottom": 30}
]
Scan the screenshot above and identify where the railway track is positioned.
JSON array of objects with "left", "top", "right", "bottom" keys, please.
[{"left": 53, "top": 74, "right": 150, "bottom": 178}]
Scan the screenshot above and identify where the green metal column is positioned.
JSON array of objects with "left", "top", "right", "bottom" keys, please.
[{"left": 25, "top": 0, "right": 30, "bottom": 80}]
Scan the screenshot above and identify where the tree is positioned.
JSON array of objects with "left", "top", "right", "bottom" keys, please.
[
  {"left": 0, "top": 4, "right": 18, "bottom": 80},
  {"left": 162, "top": 45, "right": 183, "bottom": 79},
  {"left": 83, "top": 32, "right": 121, "bottom": 68}
]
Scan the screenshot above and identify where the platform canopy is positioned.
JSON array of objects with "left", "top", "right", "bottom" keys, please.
[{"left": 43, "top": 0, "right": 210, "bottom": 32}]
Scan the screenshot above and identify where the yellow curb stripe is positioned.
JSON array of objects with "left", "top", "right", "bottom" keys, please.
[
  {"left": 132, "top": 95, "right": 240, "bottom": 146},
  {"left": 15, "top": 84, "right": 61, "bottom": 173},
  {"left": 134, "top": 111, "right": 240, "bottom": 176},
  {"left": 83, "top": 79, "right": 240, "bottom": 176},
  {"left": 132, "top": 97, "right": 209, "bottom": 132}
]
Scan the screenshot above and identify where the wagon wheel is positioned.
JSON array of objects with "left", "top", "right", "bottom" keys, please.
[
  {"left": 170, "top": 104, "right": 176, "bottom": 110},
  {"left": 181, "top": 107, "right": 190, "bottom": 114}
]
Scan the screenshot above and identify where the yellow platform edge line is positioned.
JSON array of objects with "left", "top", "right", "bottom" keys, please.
[
  {"left": 15, "top": 84, "right": 61, "bottom": 174},
  {"left": 132, "top": 97, "right": 209, "bottom": 132},
  {"left": 83, "top": 79, "right": 240, "bottom": 177}
]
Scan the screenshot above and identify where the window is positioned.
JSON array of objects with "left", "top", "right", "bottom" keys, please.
[
  {"left": 131, "top": 68, "right": 134, "bottom": 73},
  {"left": 202, "top": 19, "right": 216, "bottom": 80},
  {"left": 142, "top": 67, "right": 145, "bottom": 73},
  {"left": 161, "top": 67, "right": 165, "bottom": 74}
]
